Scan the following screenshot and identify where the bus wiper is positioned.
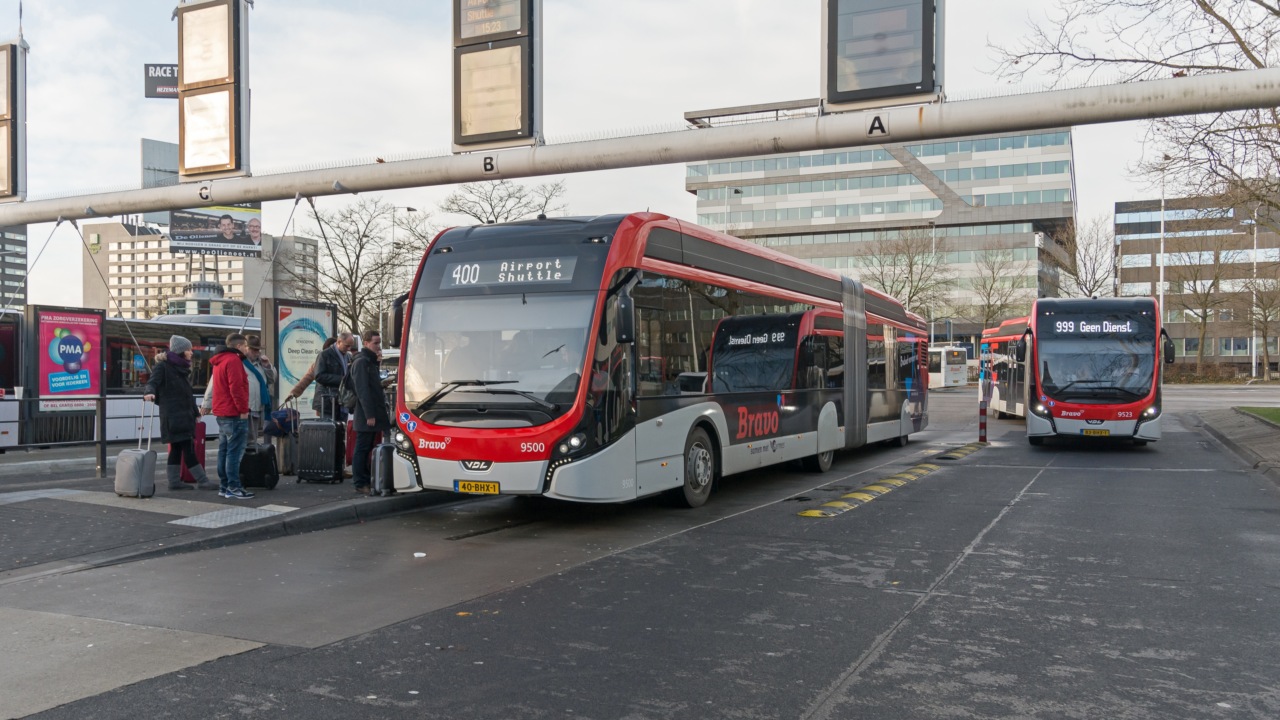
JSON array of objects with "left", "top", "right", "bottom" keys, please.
[
  {"left": 461, "top": 387, "right": 559, "bottom": 412},
  {"left": 542, "top": 344, "right": 565, "bottom": 358},
  {"left": 415, "top": 379, "right": 517, "bottom": 413}
]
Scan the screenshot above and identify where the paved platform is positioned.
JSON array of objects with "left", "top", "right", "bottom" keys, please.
[{"left": 0, "top": 408, "right": 1275, "bottom": 588}]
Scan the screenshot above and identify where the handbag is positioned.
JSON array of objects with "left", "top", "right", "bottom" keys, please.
[{"left": 264, "top": 406, "right": 300, "bottom": 437}]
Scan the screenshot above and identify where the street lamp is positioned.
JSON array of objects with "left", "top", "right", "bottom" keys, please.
[
  {"left": 1158, "top": 154, "right": 1171, "bottom": 319},
  {"left": 927, "top": 221, "right": 936, "bottom": 343},
  {"left": 723, "top": 187, "right": 742, "bottom": 231},
  {"left": 392, "top": 206, "right": 418, "bottom": 246}
]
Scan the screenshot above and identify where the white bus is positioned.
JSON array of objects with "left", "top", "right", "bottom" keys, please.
[{"left": 928, "top": 346, "right": 967, "bottom": 388}]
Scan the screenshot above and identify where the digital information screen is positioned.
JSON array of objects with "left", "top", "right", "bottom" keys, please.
[
  {"left": 441, "top": 256, "right": 577, "bottom": 289},
  {"left": 1043, "top": 317, "right": 1143, "bottom": 337},
  {"left": 458, "top": 0, "right": 524, "bottom": 41}
]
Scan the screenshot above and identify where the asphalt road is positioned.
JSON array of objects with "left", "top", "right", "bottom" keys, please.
[{"left": 4, "top": 386, "right": 1279, "bottom": 719}]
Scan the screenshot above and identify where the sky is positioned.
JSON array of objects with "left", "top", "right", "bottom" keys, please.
[{"left": 8, "top": 0, "right": 1155, "bottom": 307}]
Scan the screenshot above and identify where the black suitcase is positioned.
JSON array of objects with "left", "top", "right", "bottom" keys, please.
[
  {"left": 372, "top": 443, "right": 397, "bottom": 496},
  {"left": 297, "top": 398, "right": 345, "bottom": 483},
  {"left": 241, "top": 440, "right": 280, "bottom": 490}
]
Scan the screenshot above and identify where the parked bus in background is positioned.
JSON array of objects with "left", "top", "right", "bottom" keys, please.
[
  {"left": 981, "top": 297, "right": 1175, "bottom": 446},
  {"left": 387, "top": 213, "right": 927, "bottom": 507},
  {"left": 928, "top": 346, "right": 968, "bottom": 388}
]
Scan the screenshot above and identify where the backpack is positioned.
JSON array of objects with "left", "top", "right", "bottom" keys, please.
[{"left": 338, "top": 368, "right": 359, "bottom": 412}]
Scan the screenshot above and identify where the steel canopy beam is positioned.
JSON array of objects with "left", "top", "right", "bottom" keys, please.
[{"left": 4, "top": 69, "right": 1280, "bottom": 226}]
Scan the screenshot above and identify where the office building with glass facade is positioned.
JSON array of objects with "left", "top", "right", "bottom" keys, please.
[
  {"left": 684, "top": 101, "right": 1076, "bottom": 352},
  {"left": 1115, "top": 197, "right": 1280, "bottom": 375}
]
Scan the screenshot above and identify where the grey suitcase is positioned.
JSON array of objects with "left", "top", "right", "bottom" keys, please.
[
  {"left": 115, "top": 403, "right": 157, "bottom": 498},
  {"left": 297, "top": 396, "right": 344, "bottom": 483},
  {"left": 372, "top": 442, "right": 397, "bottom": 496}
]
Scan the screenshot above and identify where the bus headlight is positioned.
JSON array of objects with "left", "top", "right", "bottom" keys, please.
[
  {"left": 557, "top": 433, "right": 587, "bottom": 456},
  {"left": 395, "top": 431, "right": 412, "bottom": 450},
  {"left": 1031, "top": 403, "right": 1051, "bottom": 418},
  {"left": 1142, "top": 405, "right": 1160, "bottom": 419}
]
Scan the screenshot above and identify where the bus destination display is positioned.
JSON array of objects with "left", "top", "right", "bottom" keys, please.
[
  {"left": 459, "top": 0, "right": 523, "bottom": 41},
  {"left": 1044, "top": 317, "right": 1142, "bottom": 337},
  {"left": 441, "top": 256, "right": 577, "bottom": 289}
]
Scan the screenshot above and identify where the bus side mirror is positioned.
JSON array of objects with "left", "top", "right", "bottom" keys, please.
[
  {"left": 615, "top": 292, "right": 635, "bottom": 344},
  {"left": 389, "top": 293, "right": 408, "bottom": 349},
  {"left": 1164, "top": 337, "right": 1175, "bottom": 364},
  {"left": 1014, "top": 338, "right": 1026, "bottom": 362}
]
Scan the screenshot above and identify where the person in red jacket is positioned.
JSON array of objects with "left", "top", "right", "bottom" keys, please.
[{"left": 210, "top": 333, "right": 255, "bottom": 499}]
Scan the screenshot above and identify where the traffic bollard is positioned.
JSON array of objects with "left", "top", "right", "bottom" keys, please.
[{"left": 979, "top": 399, "right": 987, "bottom": 443}]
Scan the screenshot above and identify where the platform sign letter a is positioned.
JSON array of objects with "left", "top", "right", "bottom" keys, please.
[{"left": 867, "top": 115, "right": 890, "bottom": 138}]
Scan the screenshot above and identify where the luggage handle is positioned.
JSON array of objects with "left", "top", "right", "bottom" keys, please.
[{"left": 138, "top": 398, "right": 154, "bottom": 452}]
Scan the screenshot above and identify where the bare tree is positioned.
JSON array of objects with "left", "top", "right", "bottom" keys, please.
[
  {"left": 1166, "top": 238, "right": 1238, "bottom": 376},
  {"left": 852, "top": 226, "right": 956, "bottom": 316},
  {"left": 282, "top": 197, "right": 423, "bottom": 334},
  {"left": 1053, "top": 216, "right": 1116, "bottom": 298},
  {"left": 438, "top": 179, "right": 568, "bottom": 224},
  {"left": 954, "top": 249, "right": 1034, "bottom": 330},
  {"left": 992, "top": 1, "right": 1280, "bottom": 207}
]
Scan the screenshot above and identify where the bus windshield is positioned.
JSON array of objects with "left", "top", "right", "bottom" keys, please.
[
  {"left": 402, "top": 292, "right": 595, "bottom": 415},
  {"left": 1037, "top": 336, "right": 1155, "bottom": 401}
]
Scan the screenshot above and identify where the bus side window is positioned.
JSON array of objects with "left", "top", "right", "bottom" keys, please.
[
  {"left": 796, "top": 336, "right": 827, "bottom": 389},
  {"left": 826, "top": 336, "right": 843, "bottom": 388}
]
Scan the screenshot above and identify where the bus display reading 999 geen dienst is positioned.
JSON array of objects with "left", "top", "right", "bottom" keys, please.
[{"left": 1040, "top": 314, "right": 1153, "bottom": 340}]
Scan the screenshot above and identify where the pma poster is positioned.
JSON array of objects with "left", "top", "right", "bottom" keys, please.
[{"left": 37, "top": 310, "right": 102, "bottom": 410}]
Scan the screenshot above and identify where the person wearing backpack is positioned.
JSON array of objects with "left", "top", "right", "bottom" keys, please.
[
  {"left": 349, "top": 330, "right": 391, "bottom": 496},
  {"left": 143, "top": 335, "right": 217, "bottom": 491}
]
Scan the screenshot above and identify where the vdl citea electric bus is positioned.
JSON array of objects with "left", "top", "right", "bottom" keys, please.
[
  {"left": 981, "top": 297, "right": 1175, "bottom": 446},
  {"left": 385, "top": 213, "right": 928, "bottom": 507}
]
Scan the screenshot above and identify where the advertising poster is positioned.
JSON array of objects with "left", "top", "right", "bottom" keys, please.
[
  {"left": 168, "top": 202, "right": 263, "bottom": 257},
  {"left": 37, "top": 309, "right": 103, "bottom": 411},
  {"left": 276, "top": 303, "right": 335, "bottom": 416}
]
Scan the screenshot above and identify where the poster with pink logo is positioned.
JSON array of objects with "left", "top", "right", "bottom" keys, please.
[{"left": 37, "top": 309, "right": 103, "bottom": 411}]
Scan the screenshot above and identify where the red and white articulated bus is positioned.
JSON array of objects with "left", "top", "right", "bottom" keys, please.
[
  {"left": 981, "top": 297, "right": 1175, "bottom": 446},
  {"left": 385, "top": 213, "right": 927, "bottom": 507}
]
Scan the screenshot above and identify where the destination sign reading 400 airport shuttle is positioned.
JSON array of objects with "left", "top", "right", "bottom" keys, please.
[
  {"left": 441, "top": 256, "right": 577, "bottom": 289},
  {"left": 458, "top": 0, "right": 525, "bottom": 42}
]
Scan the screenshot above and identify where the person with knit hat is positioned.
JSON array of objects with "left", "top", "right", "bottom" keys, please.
[{"left": 143, "top": 335, "right": 216, "bottom": 491}]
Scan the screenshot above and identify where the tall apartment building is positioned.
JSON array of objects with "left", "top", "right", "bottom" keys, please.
[
  {"left": 684, "top": 101, "right": 1076, "bottom": 350},
  {"left": 1115, "top": 197, "right": 1280, "bottom": 374},
  {"left": 80, "top": 221, "right": 319, "bottom": 319},
  {"left": 0, "top": 225, "right": 27, "bottom": 307}
]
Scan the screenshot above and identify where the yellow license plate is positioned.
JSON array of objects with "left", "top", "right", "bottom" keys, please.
[
  {"left": 1082, "top": 429, "right": 1110, "bottom": 437},
  {"left": 454, "top": 480, "right": 500, "bottom": 495}
]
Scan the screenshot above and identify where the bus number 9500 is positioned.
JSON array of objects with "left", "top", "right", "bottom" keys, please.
[{"left": 520, "top": 442, "right": 545, "bottom": 453}]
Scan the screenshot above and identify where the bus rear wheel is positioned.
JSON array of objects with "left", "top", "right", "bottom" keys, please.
[
  {"left": 674, "top": 427, "right": 716, "bottom": 508},
  {"left": 802, "top": 449, "right": 834, "bottom": 473}
]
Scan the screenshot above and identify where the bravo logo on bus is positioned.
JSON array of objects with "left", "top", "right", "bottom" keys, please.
[{"left": 37, "top": 310, "right": 102, "bottom": 399}]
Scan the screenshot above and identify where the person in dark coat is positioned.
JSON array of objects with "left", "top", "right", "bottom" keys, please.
[
  {"left": 350, "top": 329, "right": 391, "bottom": 495},
  {"left": 313, "top": 331, "right": 356, "bottom": 419},
  {"left": 143, "top": 336, "right": 216, "bottom": 491}
]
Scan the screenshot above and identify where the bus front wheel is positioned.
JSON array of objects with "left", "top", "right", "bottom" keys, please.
[
  {"left": 674, "top": 427, "right": 716, "bottom": 508},
  {"left": 1028, "top": 436, "right": 1044, "bottom": 446},
  {"left": 802, "top": 449, "right": 834, "bottom": 473}
]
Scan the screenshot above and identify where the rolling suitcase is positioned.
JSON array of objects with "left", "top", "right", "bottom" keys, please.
[
  {"left": 241, "top": 438, "right": 279, "bottom": 490},
  {"left": 372, "top": 442, "right": 397, "bottom": 496},
  {"left": 274, "top": 398, "right": 298, "bottom": 477},
  {"left": 115, "top": 403, "right": 157, "bottom": 498},
  {"left": 346, "top": 418, "right": 383, "bottom": 469},
  {"left": 173, "top": 421, "right": 206, "bottom": 484},
  {"left": 297, "top": 397, "right": 344, "bottom": 483}
]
